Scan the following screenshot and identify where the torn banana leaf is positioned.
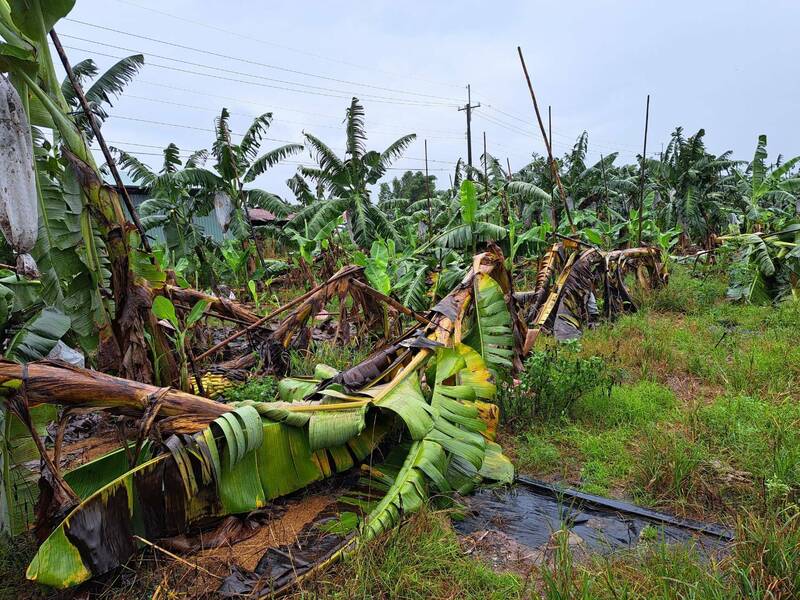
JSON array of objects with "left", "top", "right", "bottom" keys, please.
[{"left": 25, "top": 247, "right": 518, "bottom": 589}]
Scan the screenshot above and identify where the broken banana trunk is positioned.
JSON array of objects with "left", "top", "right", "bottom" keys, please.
[
  {"left": 523, "top": 244, "right": 666, "bottom": 347},
  {"left": 10, "top": 247, "right": 519, "bottom": 591}
]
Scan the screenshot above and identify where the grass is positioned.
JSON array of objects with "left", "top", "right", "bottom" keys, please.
[
  {"left": 289, "top": 340, "right": 372, "bottom": 375},
  {"left": 5, "top": 264, "right": 800, "bottom": 598},
  {"left": 507, "top": 265, "right": 800, "bottom": 516},
  {"left": 294, "top": 509, "right": 524, "bottom": 600}
]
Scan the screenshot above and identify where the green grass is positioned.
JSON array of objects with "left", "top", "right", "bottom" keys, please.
[
  {"left": 222, "top": 375, "right": 278, "bottom": 403},
  {"left": 506, "top": 263, "right": 800, "bottom": 519},
  {"left": 289, "top": 340, "right": 372, "bottom": 376},
  {"left": 294, "top": 510, "right": 524, "bottom": 600}
]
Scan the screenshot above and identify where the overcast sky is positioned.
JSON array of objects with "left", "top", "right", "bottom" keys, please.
[{"left": 55, "top": 0, "right": 800, "bottom": 199}]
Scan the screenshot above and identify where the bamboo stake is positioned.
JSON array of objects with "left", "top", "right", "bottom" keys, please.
[
  {"left": 50, "top": 30, "right": 152, "bottom": 255},
  {"left": 637, "top": 94, "right": 651, "bottom": 246},
  {"left": 516, "top": 47, "right": 575, "bottom": 233}
]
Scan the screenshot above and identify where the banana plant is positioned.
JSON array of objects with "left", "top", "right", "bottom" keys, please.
[
  {"left": 176, "top": 108, "right": 302, "bottom": 244},
  {"left": 12, "top": 248, "right": 520, "bottom": 589},
  {"left": 151, "top": 296, "right": 209, "bottom": 391},
  {"left": 0, "top": 0, "right": 166, "bottom": 380},
  {"left": 719, "top": 224, "right": 800, "bottom": 303},
  {"left": 298, "top": 97, "right": 416, "bottom": 249}
]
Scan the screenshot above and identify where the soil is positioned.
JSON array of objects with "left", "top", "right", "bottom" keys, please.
[
  {"left": 460, "top": 529, "right": 545, "bottom": 576},
  {"left": 169, "top": 493, "right": 334, "bottom": 598}
]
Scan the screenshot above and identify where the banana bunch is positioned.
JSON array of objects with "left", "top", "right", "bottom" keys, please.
[{"left": 191, "top": 372, "right": 236, "bottom": 399}]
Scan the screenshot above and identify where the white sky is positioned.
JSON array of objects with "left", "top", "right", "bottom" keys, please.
[{"left": 54, "top": 0, "right": 800, "bottom": 199}]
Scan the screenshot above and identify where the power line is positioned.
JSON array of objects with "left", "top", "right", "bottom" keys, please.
[
  {"left": 104, "top": 115, "right": 459, "bottom": 166},
  {"left": 480, "top": 101, "right": 649, "bottom": 153},
  {"left": 475, "top": 111, "right": 652, "bottom": 157},
  {"left": 60, "top": 25, "right": 464, "bottom": 104},
  {"left": 107, "top": 115, "right": 296, "bottom": 142},
  {"left": 134, "top": 80, "right": 468, "bottom": 137},
  {"left": 60, "top": 44, "right": 457, "bottom": 110},
  {"left": 92, "top": 146, "right": 455, "bottom": 173},
  {"left": 108, "top": 0, "right": 464, "bottom": 90},
  {"left": 119, "top": 93, "right": 465, "bottom": 141},
  {"left": 59, "top": 38, "right": 458, "bottom": 108}
]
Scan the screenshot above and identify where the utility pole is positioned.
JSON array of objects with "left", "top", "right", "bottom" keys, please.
[{"left": 458, "top": 84, "right": 480, "bottom": 178}]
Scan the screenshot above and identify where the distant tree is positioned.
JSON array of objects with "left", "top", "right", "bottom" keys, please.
[
  {"left": 297, "top": 97, "right": 416, "bottom": 249},
  {"left": 379, "top": 171, "right": 437, "bottom": 204}
]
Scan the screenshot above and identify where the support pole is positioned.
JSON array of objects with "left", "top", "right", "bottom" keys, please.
[
  {"left": 50, "top": 29, "right": 152, "bottom": 254},
  {"left": 516, "top": 47, "right": 574, "bottom": 233},
  {"left": 637, "top": 94, "right": 650, "bottom": 246}
]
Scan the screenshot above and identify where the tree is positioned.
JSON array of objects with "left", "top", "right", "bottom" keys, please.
[
  {"left": 115, "top": 143, "right": 217, "bottom": 282},
  {"left": 297, "top": 97, "right": 416, "bottom": 249},
  {"left": 178, "top": 108, "right": 302, "bottom": 240},
  {"left": 379, "top": 170, "right": 436, "bottom": 204}
]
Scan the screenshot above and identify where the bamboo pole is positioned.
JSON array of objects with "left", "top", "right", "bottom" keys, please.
[
  {"left": 516, "top": 47, "right": 575, "bottom": 233},
  {"left": 637, "top": 94, "right": 650, "bottom": 246},
  {"left": 50, "top": 30, "right": 152, "bottom": 255}
]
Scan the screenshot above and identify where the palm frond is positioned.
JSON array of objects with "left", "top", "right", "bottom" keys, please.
[
  {"left": 244, "top": 189, "right": 291, "bottom": 217},
  {"left": 85, "top": 54, "right": 144, "bottom": 107},
  {"left": 244, "top": 143, "right": 303, "bottom": 183},
  {"left": 371, "top": 134, "right": 416, "bottom": 178},
  {"left": 61, "top": 58, "right": 98, "bottom": 106},
  {"left": 304, "top": 133, "right": 343, "bottom": 175},
  {"left": 345, "top": 97, "right": 367, "bottom": 160},
  {"left": 239, "top": 113, "right": 273, "bottom": 161},
  {"left": 160, "top": 143, "right": 182, "bottom": 174},
  {"left": 112, "top": 148, "right": 157, "bottom": 187}
]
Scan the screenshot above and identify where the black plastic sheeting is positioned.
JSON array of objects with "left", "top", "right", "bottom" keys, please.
[
  {"left": 216, "top": 501, "right": 357, "bottom": 598},
  {"left": 454, "top": 477, "right": 733, "bottom": 555}
]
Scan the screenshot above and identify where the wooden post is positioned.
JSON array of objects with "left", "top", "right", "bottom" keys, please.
[
  {"left": 50, "top": 30, "right": 152, "bottom": 254},
  {"left": 637, "top": 94, "right": 650, "bottom": 246},
  {"left": 517, "top": 47, "right": 575, "bottom": 233}
]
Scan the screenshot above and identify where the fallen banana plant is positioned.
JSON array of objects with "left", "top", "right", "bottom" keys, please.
[
  {"left": 522, "top": 244, "right": 667, "bottom": 348},
  {"left": 196, "top": 264, "right": 433, "bottom": 375},
  {"left": 2, "top": 247, "right": 518, "bottom": 591}
]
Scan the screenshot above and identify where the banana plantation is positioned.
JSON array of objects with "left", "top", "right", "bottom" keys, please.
[{"left": 1, "top": 2, "right": 799, "bottom": 599}]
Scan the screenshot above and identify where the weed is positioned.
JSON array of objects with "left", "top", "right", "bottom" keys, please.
[
  {"left": 633, "top": 429, "right": 707, "bottom": 511},
  {"left": 289, "top": 341, "right": 372, "bottom": 375},
  {"left": 574, "top": 429, "right": 632, "bottom": 494},
  {"left": 222, "top": 375, "right": 278, "bottom": 403},
  {"left": 572, "top": 381, "right": 676, "bottom": 428},
  {"left": 499, "top": 342, "right": 614, "bottom": 426},
  {"left": 637, "top": 266, "right": 727, "bottom": 314},
  {"left": 515, "top": 433, "right": 561, "bottom": 473},
  {"left": 538, "top": 529, "right": 593, "bottom": 599}
]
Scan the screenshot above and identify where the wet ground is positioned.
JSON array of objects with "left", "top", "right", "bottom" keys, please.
[{"left": 454, "top": 478, "right": 732, "bottom": 573}]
